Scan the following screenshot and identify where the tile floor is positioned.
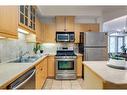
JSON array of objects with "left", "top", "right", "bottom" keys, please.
[{"left": 43, "top": 78, "right": 85, "bottom": 89}]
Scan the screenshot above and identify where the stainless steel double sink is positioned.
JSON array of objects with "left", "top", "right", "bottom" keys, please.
[{"left": 8, "top": 56, "right": 41, "bottom": 63}]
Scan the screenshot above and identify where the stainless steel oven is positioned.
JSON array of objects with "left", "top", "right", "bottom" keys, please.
[{"left": 56, "top": 56, "right": 76, "bottom": 79}]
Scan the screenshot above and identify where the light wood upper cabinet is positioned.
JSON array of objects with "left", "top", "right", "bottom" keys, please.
[
  {"left": 80, "top": 24, "right": 100, "bottom": 32},
  {"left": 0, "top": 6, "right": 18, "bottom": 39},
  {"left": 65, "top": 16, "right": 75, "bottom": 31},
  {"left": 56, "top": 16, "right": 65, "bottom": 31},
  {"left": 55, "top": 16, "right": 75, "bottom": 32},
  {"left": 42, "top": 23, "right": 56, "bottom": 43},
  {"left": 19, "top": 6, "right": 36, "bottom": 34},
  {"left": 89, "top": 24, "right": 99, "bottom": 32},
  {"left": 75, "top": 23, "right": 100, "bottom": 43},
  {"left": 36, "top": 17, "right": 43, "bottom": 43}
]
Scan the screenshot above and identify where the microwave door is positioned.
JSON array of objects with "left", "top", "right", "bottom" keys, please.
[{"left": 57, "top": 34, "right": 69, "bottom": 42}]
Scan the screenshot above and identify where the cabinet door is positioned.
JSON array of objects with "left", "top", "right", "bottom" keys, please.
[
  {"left": 80, "top": 24, "right": 90, "bottom": 32},
  {"left": 56, "top": 16, "right": 65, "bottom": 31},
  {"left": 36, "top": 63, "right": 43, "bottom": 89},
  {"left": 48, "top": 56, "right": 55, "bottom": 77},
  {"left": 77, "top": 55, "right": 82, "bottom": 77},
  {"left": 66, "top": 16, "right": 74, "bottom": 31},
  {"left": 36, "top": 17, "right": 42, "bottom": 43},
  {"left": 0, "top": 6, "right": 18, "bottom": 38},
  {"left": 43, "top": 23, "right": 56, "bottom": 43},
  {"left": 19, "top": 6, "right": 36, "bottom": 33},
  {"left": 90, "top": 24, "right": 100, "bottom": 32},
  {"left": 75, "top": 24, "right": 81, "bottom": 43},
  {"left": 43, "top": 58, "right": 48, "bottom": 79}
]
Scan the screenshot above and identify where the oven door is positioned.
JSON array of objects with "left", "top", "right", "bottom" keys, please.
[
  {"left": 56, "top": 34, "right": 69, "bottom": 42},
  {"left": 56, "top": 59, "right": 76, "bottom": 74}
]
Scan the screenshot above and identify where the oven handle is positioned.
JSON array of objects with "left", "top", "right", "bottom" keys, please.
[
  {"left": 56, "top": 59, "right": 75, "bottom": 61},
  {"left": 12, "top": 69, "right": 36, "bottom": 89}
]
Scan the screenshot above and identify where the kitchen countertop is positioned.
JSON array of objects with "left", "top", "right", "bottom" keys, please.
[
  {"left": 83, "top": 61, "right": 127, "bottom": 84},
  {"left": 75, "top": 53, "right": 83, "bottom": 56},
  {"left": 0, "top": 54, "right": 48, "bottom": 89}
]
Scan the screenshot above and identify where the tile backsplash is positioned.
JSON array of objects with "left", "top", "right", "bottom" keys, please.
[
  {"left": 0, "top": 33, "right": 34, "bottom": 63},
  {"left": 41, "top": 43, "right": 79, "bottom": 55}
]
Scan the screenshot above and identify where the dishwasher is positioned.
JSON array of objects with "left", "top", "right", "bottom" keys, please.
[{"left": 7, "top": 68, "right": 36, "bottom": 89}]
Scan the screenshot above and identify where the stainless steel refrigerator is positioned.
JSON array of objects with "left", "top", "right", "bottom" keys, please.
[{"left": 79, "top": 32, "right": 108, "bottom": 61}]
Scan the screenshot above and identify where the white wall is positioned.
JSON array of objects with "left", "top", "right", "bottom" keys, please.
[
  {"left": 103, "top": 15, "right": 127, "bottom": 33},
  {"left": 103, "top": 8, "right": 127, "bottom": 22},
  {"left": 0, "top": 33, "right": 34, "bottom": 63}
]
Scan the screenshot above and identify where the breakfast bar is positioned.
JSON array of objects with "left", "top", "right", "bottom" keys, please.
[{"left": 83, "top": 61, "right": 127, "bottom": 89}]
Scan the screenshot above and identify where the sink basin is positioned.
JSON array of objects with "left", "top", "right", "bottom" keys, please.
[
  {"left": 107, "top": 64, "right": 126, "bottom": 70},
  {"left": 8, "top": 56, "right": 39, "bottom": 63}
]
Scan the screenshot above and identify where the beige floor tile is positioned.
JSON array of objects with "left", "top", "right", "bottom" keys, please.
[
  {"left": 52, "top": 80, "right": 62, "bottom": 89},
  {"left": 71, "top": 84, "right": 82, "bottom": 89},
  {"left": 43, "top": 79, "right": 53, "bottom": 89},
  {"left": 71, "top": 80, "right": 79, "bottom": 85},
  {"left": 62, "top": 80, "right": 71, "bottom": 89},
  {"left": 43, "top": 78, "right": 83, "bottom": 90}
]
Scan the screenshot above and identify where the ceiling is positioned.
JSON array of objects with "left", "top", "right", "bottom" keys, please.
[{"left": 37, "top": 6, "right": 127, "bottom": 18}]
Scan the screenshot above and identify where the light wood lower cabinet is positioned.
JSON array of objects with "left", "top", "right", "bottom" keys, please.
[
  {"left": 47, "top": 56, "right": 55, "bottom": 78},
  {"left": 76, "top": 55, "right": 82, "bottom": 77},
  {"left": 35, "top": 57, "right": 47, "bottom": 89}
]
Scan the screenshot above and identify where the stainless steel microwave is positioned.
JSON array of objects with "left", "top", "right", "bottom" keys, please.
[{"left": 56, "top": 32, "right": 75, "bottom": 42}]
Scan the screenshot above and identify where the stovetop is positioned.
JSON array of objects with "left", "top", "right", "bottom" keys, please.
[
  {"left": 56, "top": 50, "right": 76, "bottom": 56},
  {"left": 56, "top": 50, "right": 76, "bottom": 58}
]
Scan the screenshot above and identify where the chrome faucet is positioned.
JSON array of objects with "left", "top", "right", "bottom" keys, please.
[{"left": 19, "top": 51, "right": 29, "bottom": 62}]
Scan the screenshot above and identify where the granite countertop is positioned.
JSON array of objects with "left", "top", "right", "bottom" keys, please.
[
  {"left": 0, "top": 54, "right": 48, "bottom": 88},
  {"left": 83, "top": 61, "right": 127, "bottom": 84}
]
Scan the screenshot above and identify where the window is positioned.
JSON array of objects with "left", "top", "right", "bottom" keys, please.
[
  {"left": 109, "top": 36, "right": 124, "bottom": 53},
  {"left": 125, "top": 36, "right": 127, "bottom": 48},
  {"left": 109, "top": 37, "right": 116, "bottom": 53},
  {"left": 118, "top": 37, "right": 124, "bottom": 52}
]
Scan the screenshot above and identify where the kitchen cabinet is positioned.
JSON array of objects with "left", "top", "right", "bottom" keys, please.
[
  {"left": 47, "top": 55, "right": 55, "bottom": 78},
  {"left": 36, "top": 17, "right": 43, "bottom": 43},
  {"left": 42, "top": 23, "right": 56, "bottom": 43},
  {"left": 0, "top": 6, "right": 18, "bottom": 39},
  {"left": 89, "top": 24, "right": 100, "bottom": 32},
  {"left": 82, "top": 24, "right": 100, "bottom": 32},
  {"left": 74, "top": 23, "right": 100, "bottom": 43},
  {"left": 35, "top": 57, "right": 47, "bottom": 89},
  {"left": 19, "top": 6, "right": 36, "bottom": 34},
  {"left": 55, "top": 16, "right": 75, "bottom": 32},
  {"left": 76, "top": 55, "right": 82, "bottom": 77},
  {"left": 74, "top": 24, "right": 81, "bottom": 43}
]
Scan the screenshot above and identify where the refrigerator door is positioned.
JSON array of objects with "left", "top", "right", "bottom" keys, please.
[
  {"left": 84, "top": 47, "right": 108, "bottom": 61},
  {"left": 84, "top": 32, "right": 108, "bottom": 46}
]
